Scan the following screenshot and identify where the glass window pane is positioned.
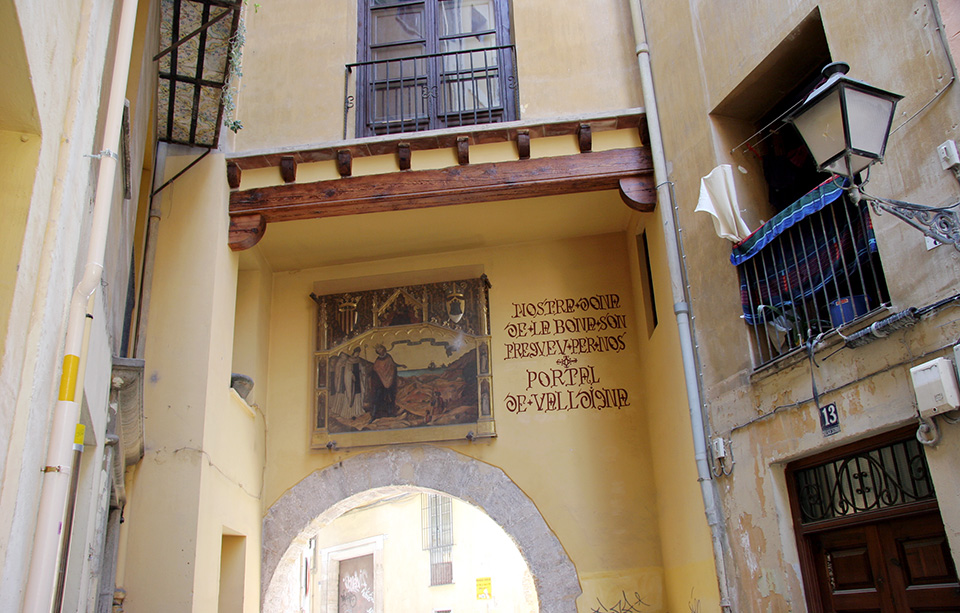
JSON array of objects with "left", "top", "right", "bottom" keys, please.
[
  {"left": 372, "top": 44, "right": 427, "bottom": 80},
  {"left": 372, "top": 4, "right": 425, "bottom": 45},
  {"left": 440, "top": 0, "right": 495, "bottom": 37},
  {"left": 846, "top": 88, "right": 895, "bottom": 157},
  {"left": 440, "top": 73, "right": 501, "bottom": 114},
  {"left": 440, "top": 35, "right": 498, "bottom": 72},
  {"left": 793, "top": 89, "right": 844, "bottom": 169},
  {"left": 373, "top": 83, "right": 428, "bottom": 123}
]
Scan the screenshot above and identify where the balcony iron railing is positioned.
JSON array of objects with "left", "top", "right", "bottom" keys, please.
[
  {"left": 345, "top": 44, "right": 518, "bottom": 139},
  {"left": 733, "top": 179, "right": 889, "bottom": 367}
]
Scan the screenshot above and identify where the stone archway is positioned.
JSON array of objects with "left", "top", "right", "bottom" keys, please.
[{"left": 262, "top": 445, "right": 581, "bottom": 612}]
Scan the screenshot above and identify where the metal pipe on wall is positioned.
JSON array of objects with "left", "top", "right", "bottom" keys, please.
[
  {"left": 133, "top": 142, "right": 167, "bottom": 360},
  {"left": 22, "top": 0, "right": 141, "bottom": 609},
  {"left": 624, "top": 1, "right": 734, "bottom": 610}
]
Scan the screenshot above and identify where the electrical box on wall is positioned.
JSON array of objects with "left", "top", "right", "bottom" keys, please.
[
  {"left": 711, "top": 437, "right": 726, "bottom": 460},
  {"left": 937, "top": 139, "right": 960, "bottom": 170},
  {"left": 910, "top": 357, "right": 960, "bottom": 418}
]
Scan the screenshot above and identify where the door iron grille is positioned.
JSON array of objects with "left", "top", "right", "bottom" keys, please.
[{"left": 792, "top": 436, "right": 935, "bottom": 524}]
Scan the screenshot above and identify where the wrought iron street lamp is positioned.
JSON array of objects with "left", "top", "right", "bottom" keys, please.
[
  {"left": 788, "top": 62, "right": 960, "bottom": 250},
  {"left": 788, "top": 62, "right": 903, "bottom": 180}
]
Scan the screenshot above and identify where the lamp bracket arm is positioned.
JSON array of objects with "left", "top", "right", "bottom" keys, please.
[{"left": 864, "top": 192, "right": 960, "bottom": 251}]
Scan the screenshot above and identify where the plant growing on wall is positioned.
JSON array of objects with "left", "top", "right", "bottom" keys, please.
[{"left": 222, "top": 2, "right": 260, "bottom": 133}]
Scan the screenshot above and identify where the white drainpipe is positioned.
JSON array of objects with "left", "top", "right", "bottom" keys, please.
[
  {"left": 22, "top": 0, "right": 140, "bottom": 609},
  {"left": 625, "top": 1, "right": 734, "bottom": 610}
]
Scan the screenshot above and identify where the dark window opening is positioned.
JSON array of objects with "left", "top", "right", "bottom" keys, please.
[
  {"left": 712, "top": 7, "right": 833, "bottom": 217},
  {"left": 353, "top": 0, "right": 517, "bottom": 137},
  {"left": 636, "top": 231, "right": 658, "bottom": 335},
  {"left": 711, "top": 9, "right": 891, "bottom": 367},
  {"left": 761, "top": 123, "right": 828, "bottom": 212}
]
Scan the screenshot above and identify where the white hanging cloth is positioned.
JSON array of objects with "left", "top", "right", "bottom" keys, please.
[{"left": 695, "top": 164, "right": 752, "bottom": 242}]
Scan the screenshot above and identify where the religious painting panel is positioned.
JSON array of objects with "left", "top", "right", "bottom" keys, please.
[{"left": 311, "top": 276, "right": 494, "bottom": 449}]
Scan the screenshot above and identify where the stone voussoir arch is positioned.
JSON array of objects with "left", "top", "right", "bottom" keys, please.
[{"left": 262, "top": 445, "right": 581, "bottom": 611}]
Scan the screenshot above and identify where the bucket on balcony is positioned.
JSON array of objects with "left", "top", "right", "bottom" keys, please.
[{"left": 829, "top": 295, "right": 868, "bottom": 327}]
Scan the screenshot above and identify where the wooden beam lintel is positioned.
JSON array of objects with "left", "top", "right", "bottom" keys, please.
[{"left": 228, "top": 147, "right": 655, "bottom": 247}]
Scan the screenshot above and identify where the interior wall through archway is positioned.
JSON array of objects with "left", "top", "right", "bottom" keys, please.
[{"left": 261, "top": 445, "right": 581, "bottom": 612}]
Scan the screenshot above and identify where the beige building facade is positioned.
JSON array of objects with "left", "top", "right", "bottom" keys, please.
[
  {"left": 2, "top": 0, "right": 958, "bottom": 612},
  {"left": 642, "top": 0, "right": 960, "bottom": 611}
]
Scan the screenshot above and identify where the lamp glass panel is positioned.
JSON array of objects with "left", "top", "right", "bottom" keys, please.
[
  {"left": 844, "top": 87, "right": 895, "bottom": 158},
  {"left": 824, "top": 152, "right": 873, "bottom": 177},
  {"left": 793, "top": 88, "right": 846, "bottom": 169}
]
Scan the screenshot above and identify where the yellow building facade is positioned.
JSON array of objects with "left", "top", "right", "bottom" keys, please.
[{"left": 3, "top": 0, "right": 959, "bottom": 612}]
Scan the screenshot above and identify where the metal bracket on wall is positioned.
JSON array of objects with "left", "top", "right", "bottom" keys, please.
[{"left": 854, "top": 187, "right": 960, "bottom": 251}]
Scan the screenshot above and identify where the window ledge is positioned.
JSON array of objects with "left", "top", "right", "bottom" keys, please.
[
  {"left": 229, "top": 387, "right": 257, "bottom": 419},
  {"left": 748, "top": 306, "right": 893, "bottom": 381},
  {"left": 226, "top": 108, "right": 647, "bottom": 171}
]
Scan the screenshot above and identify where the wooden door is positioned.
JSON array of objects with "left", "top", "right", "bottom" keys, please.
[{"left": 808, "top": 512, "right": 960, "bottom": 612}]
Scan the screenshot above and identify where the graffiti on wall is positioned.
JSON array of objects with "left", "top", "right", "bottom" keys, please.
[
  {"left": 503, "top": 293, "right": 631, "bottom": 413},
  {"left": 337, "top": 554, "right": 374, "bottom": 613},
  {"left": 591, "top": 590, "right": 651, "bottom": 613}
]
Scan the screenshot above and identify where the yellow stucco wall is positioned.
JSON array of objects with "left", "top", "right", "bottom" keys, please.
[
  {"left": 626, "top": 214, "right": 722, "bottom": 613},
  {"left": 233, "top": 0, "right": 642, "bottom": 151},
  {"left": 106, "top": 2, "right": 726, "bottom": 609},
  {"left": 121, "top": 153, "right": 265, "bottom": 613},
  {"left": 117, "top": 134, "right": 721, "bottom": 611},
  {"left": 261, "top": 231, "right": 671, "bottom": 609},
  {"left": 221, "top": 128, "right": 722, "bottom": 611},
  {"left": 0, "top": 130, "right": 40, "bottom": 358}
]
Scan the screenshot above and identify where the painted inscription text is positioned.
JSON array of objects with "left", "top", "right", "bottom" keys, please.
[
  {"left": 504, "top": 294, "right": 627, "bottom": 359},
  {"left": 504, "top": 293, "right": 630, "bottom": 413}
]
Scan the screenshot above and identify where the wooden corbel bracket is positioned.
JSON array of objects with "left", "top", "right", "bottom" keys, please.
[
  {"left": 228, "top": 213, "right": 267, "bottom": 251},
  {"left": 618, "top": 176, "right": 657, "bottom": 212},
  {"left": 280, "top": 156, "right": 297, "bottom": 183}
]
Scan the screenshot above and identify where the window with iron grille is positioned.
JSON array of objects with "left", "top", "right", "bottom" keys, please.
[
  {"left": 353, "top": 0, "right": 517, "bottom": 137},
  {"left": 734, "top": 178, "right": 889, "bottom": 367},
  {"left": 708, "top": 12, "right": 891, "bottom": 369},
  {"left": 422, "top": 493, "right": 454, "bottom": 585}
]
